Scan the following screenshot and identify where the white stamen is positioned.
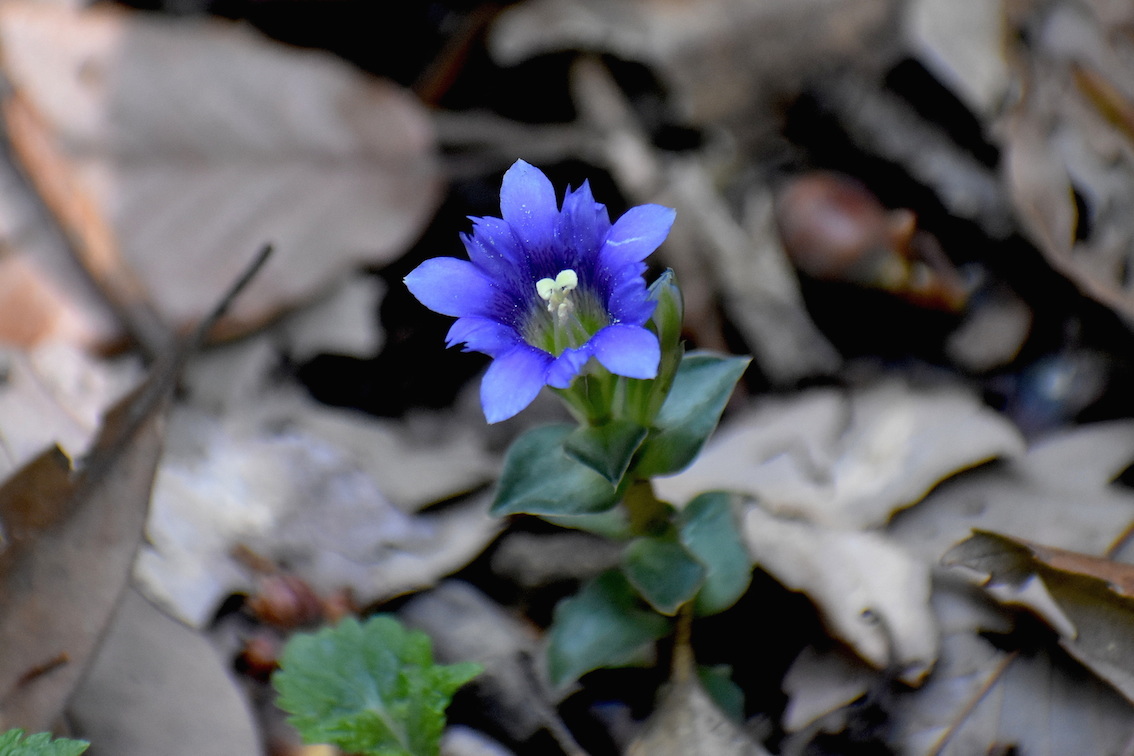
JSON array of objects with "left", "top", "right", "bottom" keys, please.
[{"left": 535, "top": 269, "right": 579, "bottom": 324}]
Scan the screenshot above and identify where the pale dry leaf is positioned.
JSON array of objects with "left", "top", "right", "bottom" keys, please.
[
  {"left": 626, "top": 675, "right": 771, "bottom": 756},
  {"left": 440, "top": 727, "right": 516, "bottom": 756},
  {"left": 277, "top": 273, "right": 385, "bottom": 362},
  {"left": 781, "top": 645, "right": 876, "bottom": 733},
  {"left": 743, "top": 503, "right": 937, "bottom": 683},
  {"left": 905, "top": 0, "right": 1011, "bottom": 117},
  {"left": 280, "top": 396, "right": 497, "bottom": 513},
  {"left": 0, "top": 342, "right": 138, "bottom": 479},
  {"left": 135, "top": 403, "right": 501, "bottom": 627},
  {"left": 889, "top": 420, "right": 1134, "bottom": 564},
  {"left": 490, "top": 0, "right": 896, "bottom": 128},
  {"left": 0, "top": 3, "right": 443, "bottom": 339},
  {"left": 69, "top": 588, "right": 261, "bottom": 755},
  {"left": 657, "top": 379, "right": 1023, "bottom": 530}
]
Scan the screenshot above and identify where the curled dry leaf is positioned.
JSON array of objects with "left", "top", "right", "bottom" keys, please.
[
  {"left": 657, "top": 378, "right": 1023, "bottom": 530},
  {"left": 998, "top": 1, "right": 1134, "bottom": 322},
  {"left": 946, "top": 529, "right": 1134, "bottom": 706},
  {"left": 0, "top": 3, "right": 443, "bottom": 342}
]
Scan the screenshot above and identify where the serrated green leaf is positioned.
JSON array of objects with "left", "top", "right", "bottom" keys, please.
[
  {"left": 621, "top": 535, "right": 707, "bottom": 615},
  {"left": 547, "top": 570, "right": 671, "bottom": 688},
  {"left": 633, "top": 352, "right": 750, "bottom": 478},
  {"left": 273, "top": 615, "right": 481, "bottom": 756},
  {"left": 491, "top": 424, "right": 620, "bottom": 517},
  {"left": 564, "top": 419, "right": 648, "bottom": 484},
  {"left": 0, "top": 729, "right": 88, "bottom": 756},
  {"left": 679, "top": 492, "right": 753, "bottom": 615}
]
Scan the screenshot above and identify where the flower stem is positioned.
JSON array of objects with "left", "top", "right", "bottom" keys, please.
[{"left": 622, "top": 479, "right": 671, "bottom": 536}]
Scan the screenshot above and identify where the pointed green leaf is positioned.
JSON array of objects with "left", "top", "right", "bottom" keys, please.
[
  {"left": 273, "top": 615, "right": 481, "bottom": 756},
  {"left": 547, "top": 570, "right": 671, "bottom": 688},
  {"left": 633, "top": 352, "right": 751, "bottom": 477},
  {"left": 565, "top": 419, "right": 648, "bottom": 483},
  {"left": 697, "top": 665, "right": 746, "bottom": 723},
  {"left": 491, "top": 424, "right": 621, "bottom": 517},
  {"left": 679, "top": 492, "right": 753, "bottom": 616},
  {"left": 0, "top": 730, "right": 88, "bottom": 756},
  {"left": 621, "top": 535, "right": 707, "bottom": 615}
]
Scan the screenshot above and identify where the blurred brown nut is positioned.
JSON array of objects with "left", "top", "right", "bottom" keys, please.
[
  {"left": 775, "top": 171, "right": 968, "bottom": 311},
  {"left": 235, "top": 630, "right": 281, "bottom": 682},
  {"left": 246, "top": 573, "right": 324, "bottom": 629}
]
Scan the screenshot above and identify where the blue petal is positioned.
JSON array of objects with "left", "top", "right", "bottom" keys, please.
[
  {"left": 480, "top": 345, "right": 552, "bottom": 423},
  {"left": 600, "top": 204, "right": 676, "bottom": 268},
  {"left": 446, "top": 316, "right": 520, "bottom": 356},
  {"left": 589, "top": 325, "right": 660, "bottom": 379},
  {"left": 500, "top": 160, "right": 559, "bottom": 251},
  {"left": 546, "top": 347, "right": 591, "bottom": 389},
  {"left": 465, "top": 216, "right": 526, "bottom": 273},
  {"left": 557, "top": 182, "right": 610, "bottom": 266},
  {"left": 405, "top": 257, "right": 497, "bottom": 318},
  {"left": 606, "top": 274, "right": 656, "bottom": 325}
]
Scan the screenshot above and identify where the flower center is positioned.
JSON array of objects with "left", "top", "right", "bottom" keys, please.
[
  {"left": 526, "top": 268, "right": 607, "bottom": 356},
  {"left": 536, "top": 269, "right": 579, "bottom": 325}
]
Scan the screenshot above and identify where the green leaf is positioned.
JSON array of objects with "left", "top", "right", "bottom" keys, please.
[
  {"left": 633, "top": 352, "right": 751, "bottom": 478},
  {"left": 621, "top": 534, "right": 707, "bottom": 615},
  {"left": 564, "top": 419, "right": 648, "bottom": 483},
  {"left": 543, "top": 506, "right": 634, "bottom": 539},
  {"left": 273, "top": 615, "right": 481, "bottom": 756},
  {"left": 491, "top": 424, "right": 621, "bottom": 516},
  {"left": 697, "top": 665, "right": 746, "bottom": 723},
  {"left": 679, "top": 492, "right": 753, "bottom": 615},
  {"left": 0, "top": 730, "right": 88, "bottom": 756},
  {"left": 547, "top": 570, "right": 671, "bottom": 688}
]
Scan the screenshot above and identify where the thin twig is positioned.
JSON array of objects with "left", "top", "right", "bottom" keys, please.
[{"left": 926, "top": 651, "right": 1019, "bottom": 756}]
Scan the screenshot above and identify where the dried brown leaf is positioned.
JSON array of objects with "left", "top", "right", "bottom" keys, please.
[
  {"left": 0, "top": 376, "right": 169, "bottom": 731},
  {"left": 69, "top": 589, "right": 261, "bottom": 755}
]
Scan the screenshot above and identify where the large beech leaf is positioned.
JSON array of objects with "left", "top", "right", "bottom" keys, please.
[
  {"left": 633, "top": 352, "right": 750, "bottom": 478},
  {"left": 621, "top": 535, "right": 706, "bottom": 616},
  {"left": 565, "top": 419, "right": 648, "bottom": 484},
  {"left": 273, "top": 615, "right": 481, "bottom": 756},
  {"left": 679, "top": 492, "right": 752, "bottom": 616},
  {"left": 492, "top": 424, "right": 620, "bottom": 517},
  {"left": 547, "top": 570, "right": 670, "bottom": 688},
  {"left": 0, "top": 4, "right": 442, "bottom": 343}
]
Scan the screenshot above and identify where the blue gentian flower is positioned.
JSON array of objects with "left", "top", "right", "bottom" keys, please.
[{"left": 405, "top": 160, "right": 676, "bottom": 423}]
